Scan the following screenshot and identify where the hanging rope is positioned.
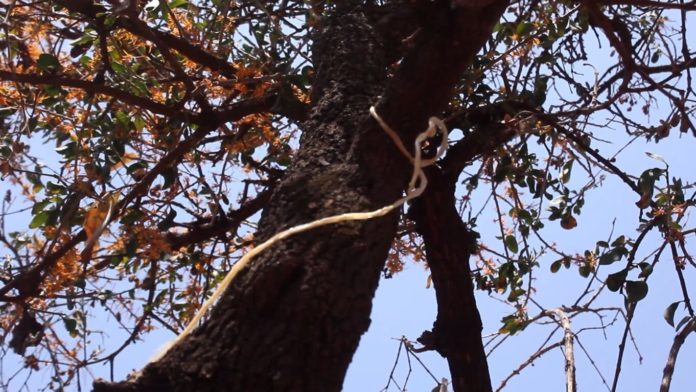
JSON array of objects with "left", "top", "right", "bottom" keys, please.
[{"left": 148, "top": 107, "right": 449, "bottom": 363}]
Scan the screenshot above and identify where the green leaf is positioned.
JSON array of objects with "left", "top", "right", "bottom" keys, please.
[
  {"left": 675, "top": 316, "right": 691, "bottom": 331},
  {"left": 160, "top": 167, "right": 178, "bottom": 189},
  {"left": 517, "top": 208, "right": 533, "bottom": 225},
  {"left": 79, "top": 55, "right": 92, "bottom": 67},
  {"left": 625, "top": 280, "right": 648, "bottom": 303},
  {"left": 169, "top": 0, "right": 188, "bottom": 8},
  {"left": 560, "top": 160, "right": 574, "bottom": 183},
  {"left": 103, "top": 14, "right": 117, "bottom": 28},
  {"left": 516, "top": 22, "right": 533, "bottom": 36},
  {"left": 111, "top": 62, "right": 127, "bottom": 75},
  {"left": 599, "top": 249, "right": 622, "bottom": 265},
  {"left": 664, "top": 301, "right": 681, "bottom": 327},
  {"left": 63, "top": 317, "right": 78, "bottom": 337},
  {"left": 29, "top": 210, "right": 51, "bottom": 229},
  {"left": 37, "top": 53, "right": 62, "bottom": 73},
  {"left": 638, "top": 262, "right": 653, "bottom": 278},
  {"left": 611, "top": 235, "right": 626, "bottom": 247},
  {"left": 120, "top": 208, "right": 144, "bottom": 225},
  {"left": 505, "top": 235, "right": 519, "bottom": 253},
  {"left": 31, "top": 199, "right": 51, "bottom": 215},
  {"left": 115, "top": 110, "right": 130, "bottom": 129},
  {"left": 55, "top": 141, "right": 78, "bottom": 158},
  {"left": 73, "top": 278, "right": 86, "bottom": 289},
  {"left": 157, "top": 208, "right": 177, "bottom": 230},
  {"left": 507, "top": 288, "right": 526, "bottom": 302},
  {"left": 606, "top": 269, "right": 627, "bottom": 292},
  {"left": 550, "top": 259, "right": 562, "bottom": 273},
  {"left": 651, "top": 51, "right": 661, "bottom": 63},
  {"left": 133, "top": 115, "right": 146, "bottom": 132}
]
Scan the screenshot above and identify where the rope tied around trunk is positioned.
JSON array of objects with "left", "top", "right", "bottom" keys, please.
[{"left": 148, "top": 107, "right": 449, "bottom": 364}]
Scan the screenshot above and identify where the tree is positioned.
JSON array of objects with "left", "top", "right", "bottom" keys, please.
[{"left": 0, "top": 0, "right": 695, "bottom": 391}]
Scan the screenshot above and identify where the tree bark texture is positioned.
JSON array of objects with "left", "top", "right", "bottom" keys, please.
[
  {"left": 409, "top": 100, "right": 521, "bottom": 392},
  {"left": 94, "top": 2, "right": 509, "bottom": 391},
  {"left": 410, "top": 167, "right": 492, "bottom": 392}
]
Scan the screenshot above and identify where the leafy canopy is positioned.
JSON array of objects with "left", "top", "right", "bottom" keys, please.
[{"left": 0, "top": 0, "right": 694, "bottom": 390}]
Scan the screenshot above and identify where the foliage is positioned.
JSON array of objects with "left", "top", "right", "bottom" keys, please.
[{"left": 0, "top": 0, "right": 694, "bottom": 391}]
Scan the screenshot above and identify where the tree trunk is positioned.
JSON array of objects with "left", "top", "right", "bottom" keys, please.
[
  {"left": 410, "top": 167, "right": 492, "bottom": 392},
  {"left": 94, "top": 2, "right": 509, "bottom": 391},
  {"left": 409, "top": 101, "right": 518, "bottom": 392}
]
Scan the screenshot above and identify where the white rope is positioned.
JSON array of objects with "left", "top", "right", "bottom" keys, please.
[{"left": 148, "top": 107, "right": 449, "bottom": 363}]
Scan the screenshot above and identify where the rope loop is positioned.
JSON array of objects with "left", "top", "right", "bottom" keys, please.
[{"left": 148, "top": 106, "right": 449, "bottom": 364}]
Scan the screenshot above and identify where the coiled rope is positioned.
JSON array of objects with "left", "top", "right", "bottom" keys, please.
[{"left": 149, "top": 107, "right": 449, "bottom": 363}]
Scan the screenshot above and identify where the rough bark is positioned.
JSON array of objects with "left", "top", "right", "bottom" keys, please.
[
  {"left": 410, "top": 167, "right": 491, "bottom": 392},
  {"left": 94, "top": 2, "right": 509, "bottom": 391},
  {"left": 408, "top": 107, "right": 517, "bottom": 392}
]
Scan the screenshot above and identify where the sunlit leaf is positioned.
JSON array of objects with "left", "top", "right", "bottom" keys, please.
[
  {"left": 169, "top": 0, "right": 188, "bottom": 8},
  {"left": 560, "top": 159, "right": 574, "bottom": 184},
  {"left": 29, "top": 211, "right": 51, "bottom": 229}
]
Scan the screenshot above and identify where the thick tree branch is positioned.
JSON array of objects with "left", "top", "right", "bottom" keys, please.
[
  {"left": 547, "top": 308, "right": 577, "bottom": 392},
  {"left": 409, "top": 166, "right": 492, "bottom": 392},
  {"left": 0, "top": 70, "right": 200, "bottom": 122},
  {"left": 56, "top": 0, "right": 237, "bottom": 78},
  {"left": 371, "top": 0, "right": 511, "bottom": 149},
  {"left": 441, "top": 101, "right": 525, "bottom": 181},
  {"left": 166, "top": 188, "right": 272, "bottom": 250},
  {"left": 660, "top": 317, "right": 696, "bottom": 392}
]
